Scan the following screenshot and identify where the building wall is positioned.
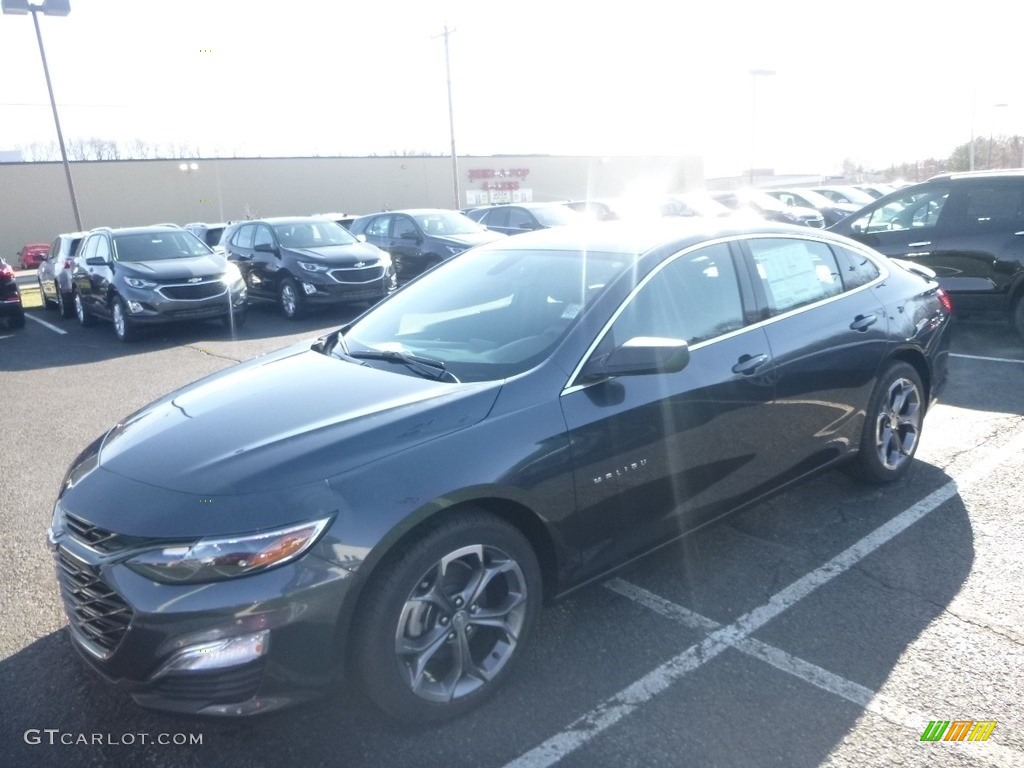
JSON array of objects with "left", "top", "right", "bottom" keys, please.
[{"left": 0, "top": 155, "right": 702, "bottom": 263}]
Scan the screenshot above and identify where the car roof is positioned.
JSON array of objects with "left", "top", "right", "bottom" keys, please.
[
  {"left": 927, "top": 169, "right": 1024, "bottom": 182},
  {"left": 472, "top": 217, "right": 849, "bottom": 256}
]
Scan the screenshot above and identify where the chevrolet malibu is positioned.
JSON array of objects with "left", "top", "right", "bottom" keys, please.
[{"left": 48, "top": 220, "right": 952, "bottom": 721}]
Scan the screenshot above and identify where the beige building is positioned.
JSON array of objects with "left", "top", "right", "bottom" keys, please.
[{"left": 0, "top": 154, "right": 702, "bottom": 263}]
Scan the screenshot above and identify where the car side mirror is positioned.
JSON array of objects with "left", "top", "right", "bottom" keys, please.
[
  {"left": 253, "top": 243, "right": 277, "bottom": 254},
  {"left": 355, "top": 234, "right": 367, "bottom": 242},
  {"left": 85, "top": 257, "right": 111, "bottom": 267},
  {"left": 578, "top": 336, "right": 690, "bottom": 383}
]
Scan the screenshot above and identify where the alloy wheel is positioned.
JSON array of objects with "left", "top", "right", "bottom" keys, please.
[
  {"left": 395, "top": 544, "right": 528, "bottom": 703},
  {"left": 873, "top": 376, "right": 921, "bottom": 471}
]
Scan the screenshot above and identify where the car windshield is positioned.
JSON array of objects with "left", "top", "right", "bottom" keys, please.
[
  {"left": 112, "top": 231, "right": 213, "bottom": 261},
  {"left": 532, "top": 205, "right": 583, "bottom": 226},
  {"left": 343, "top": 245, "right": 632, "bottom": 382},
  {"left": 273, "top": 220, "right": 356, "bottom": 248},
  {"left": 413, "top": 211, "right": 487, "bottom": 236}
]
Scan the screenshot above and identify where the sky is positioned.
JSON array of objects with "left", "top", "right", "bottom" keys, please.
[{"left": 1, "top": 0, "right": 1021, "bottom": 180}]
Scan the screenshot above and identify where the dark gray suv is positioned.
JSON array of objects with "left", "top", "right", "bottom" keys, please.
[
  {"left": 829, "top": 170, "right": 1024, "bottom": 338},
  {"left": 72, "top": 225, "right": 247, "bottom": 341}
]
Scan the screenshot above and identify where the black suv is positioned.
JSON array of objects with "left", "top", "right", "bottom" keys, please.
[
  {"left": 348, "top": 208, "right": 504, "bottom": 282},
  {"left": 223, "top": 217, "right": 396, "bottom": 319},
  {"left": 0, "top": 257, "right": 25, "bottom": 329},
  {"left": 72, "top": 225, "right": 247, "bottom": 341},
  {"left": 829, "top": 170, "right": 1024, "bottom": 337}
]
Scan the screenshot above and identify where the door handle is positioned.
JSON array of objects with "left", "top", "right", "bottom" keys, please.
[
  {"left": 849, "top": 313, "right": 878, "bottom": 332},
  {"left": 907, "top": 241, "right": 932, "bottom": 247},
  {"left": 732, "top": 353, "right": 769, "bottom": 375}
]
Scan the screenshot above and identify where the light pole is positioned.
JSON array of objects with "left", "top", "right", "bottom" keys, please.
[
  {"left": 749, "top": 68, "right": 776, "bottom": 187},
  {"left": 2, "top": 0, "right": 82, "bottom": 230},
  {"left": 433, "top": 23, "right": 460, "bottom": 209}
]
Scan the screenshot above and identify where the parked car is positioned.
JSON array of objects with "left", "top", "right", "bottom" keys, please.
[
  {"left": 71, "top": 225, "right": 248, "bottom": 341},
  {"left": 711, "top": 190, "right": 826, "bottom": 228},
  {"left": 566, "top": 194, "right": 732, "bottom": 222},
  {"left": 811, "top": 185, "right": 876, "bottom": 207},
  {"left": 318, "top": 212, "right": 361, "bottom": 230},
  {"left": 764, "top": 188, "right": 860, "bottom": 227},
  {"left": 184, "top": 222, "right": 231, "bottom": 253},
  {"left": 854, "top": 183, "right": 897, "bottom": 200},
  {"left": 0, "top": 257, "right": 26, "bottom": 328},
  {"left": 348, "top": 208, "right": 505, "bottom": 282},
  {"left": 48, "top": 219, "right": 951, "bottom": 721},
  {"left": 465, "top": 201, "right": 584, "bottom": 235},
  {"left": 17, "top": 242, "right": 49, "bottom": 270},
  {"left": 222, "top": 216, "right": 395, "bottom": 319},
  {"left": 38, "top": 230, "right": 88, "bottom": 319},
  {"left": 829, "top": 169, "right": 1024, "bottom": 337}
]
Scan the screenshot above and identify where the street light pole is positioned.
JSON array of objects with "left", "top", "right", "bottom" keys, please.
[
  {"left": 749, "top": 69, "right": 775, "bottom": 187},
  {"left": 434, "top": 23, "right": 460, "bottom": 209},
  {"left": 3, "top": 0, "right": 83, "bottom": 230}
]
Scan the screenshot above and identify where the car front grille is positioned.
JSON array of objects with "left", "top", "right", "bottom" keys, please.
[
  {"left": 55, "top": 547, "right": 133, "bottom": 658},
  {"left": 328, "top": 266, "right": 385, "bottom": 284},
  {"left": 158, "top": 280, "right": 227, "bottom": 301},
  {"left": 64, "top": 511, "right": 159, "bottom": 553}
]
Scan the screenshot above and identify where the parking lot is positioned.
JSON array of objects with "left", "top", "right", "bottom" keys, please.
[{"left": 2, "top": 302, "right": 1023, "bottom": 768}]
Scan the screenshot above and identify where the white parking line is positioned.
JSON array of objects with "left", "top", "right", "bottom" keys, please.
[
  {"left": 26, "top": 314, "right": 68, "bottom": 335},
  {"left": 607, "top": 579, "right": 1024, "bottom": 767},
  {"left": 504, "top": 430, "right": 1024, "bottom": 768},
  {"left": 950, "top": 353, "right": 1024, "bottom": 364}
]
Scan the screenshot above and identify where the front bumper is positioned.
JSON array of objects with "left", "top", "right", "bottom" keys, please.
[
  {"left": 298, "top": 269, "right": 396, "bottom": 305},
  {"left": 50, "top": 523, "right": 358, "bottom": 716},
  {"left": 119, "top": 282, "right": 247, "bottom": 325}
]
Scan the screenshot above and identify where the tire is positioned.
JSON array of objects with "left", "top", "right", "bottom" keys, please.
[
  {"left": 73, "top": 290, "right": 96, "bottom": 327},
  {"left": 352, "top": 511, "right": 541, "bottom": 723},
  {"left": 111, "top": 297, "right": 137, "bottom": 342},
  {"left": 853, "top": 362, "right": 925, "bottom": 484},
  {"left": 57, "top": 289, "right": 74, "bottom": 320},
  {"left": 278, "top": 276, "right": 304, "bottom": 320},
  {"left": 8, "top": 310, "right": 26, "bottom": 329},
  {"left": 38, "top": 279, "right": 55, "bottom": 310},
  {"left": 1012, "top": 295, "right": 1024, "bottom": 341}
]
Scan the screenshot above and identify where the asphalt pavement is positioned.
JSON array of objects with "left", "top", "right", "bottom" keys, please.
[{"left": 1, "top": 302, "right": 1022, "bottom": 768}]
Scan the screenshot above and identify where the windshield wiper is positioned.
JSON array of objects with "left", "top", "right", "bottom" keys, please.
[{"left": 347, "top": 349, "right": 460, "bottom": 383}]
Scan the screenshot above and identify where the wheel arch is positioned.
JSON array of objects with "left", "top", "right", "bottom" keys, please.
[{"left": 885, "top": 347, "right": 931, "bottom": 404}]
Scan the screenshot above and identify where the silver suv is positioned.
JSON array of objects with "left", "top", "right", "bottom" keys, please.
[{"left": 38, "top": 230, "right": 88, "bottom": 319}]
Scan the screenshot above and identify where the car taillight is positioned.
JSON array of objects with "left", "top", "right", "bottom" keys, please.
[
  {"left": 936, "top": 288, "right": 953, "bottom": 314},
  {"left": 64, "top": 259, "right": 73, "bottom": 270},
  {"left": 0, "top": 265, "right": 13, "bottom": 279}
]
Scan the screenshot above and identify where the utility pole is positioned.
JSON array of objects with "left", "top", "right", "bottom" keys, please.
[{"left": 433, "top": 23, "right": 460, "bottom": 209}]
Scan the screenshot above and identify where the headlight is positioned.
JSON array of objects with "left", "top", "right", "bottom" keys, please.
[
  {"left": 221, "top": 263, "right": 244, "bottom": 285},
  {"left": 125, "top": 277, "right": 157, "bottom": 289},
  {"left": 376, "top": 249, "right": 392, "bottom": 268},
  {"left": 298, "top": 262, "right": 328, "bottom": 273},
  {"left": 126, "top": 518, "right": 331, "bottom": 584},
  {"left": 444, "top": 245, "right": 465, "bottom": 256}
]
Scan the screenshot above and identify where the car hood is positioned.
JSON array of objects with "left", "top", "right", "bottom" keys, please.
[
  {"left": 286, "top": 242, "right": 385, "bottom": 265},
  {"left": 117, "top": 254, "right": 228, "bottom": 279},
  {"left": 437, "top": 231, "right": 506, "bottom": 247},
  {"left": 94, "top": 344, "right": 501, "bottom": 495}
]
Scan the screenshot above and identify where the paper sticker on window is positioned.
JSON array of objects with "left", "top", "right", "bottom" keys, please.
[{"left": 561, "top": 303, "right": 582, "bottom": 319}]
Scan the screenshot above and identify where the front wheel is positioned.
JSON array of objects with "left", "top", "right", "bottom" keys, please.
[
  {"left": 352, "top": 511, "right": 541, "bottom": 722},
  {"left": 38, "top": 279, "right": 55, "bottom": 310},
  {"left": 57, "top": 289, "right": 74, "bottom": 319},
  {"left": 278, "top": 276, "right": 305, "bottom": 320},
  {"left": 853, "top": 362, "right": 924, "bottom": 484},
  {"left": 111, "top": 297, "right": 138, "bottom": 342}
]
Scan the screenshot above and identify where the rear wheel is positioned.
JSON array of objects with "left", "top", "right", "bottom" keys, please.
[
  {"left": 74, "top": 290, "right": 96, "bottom": 327},
  {"left": 1012, "top": 295, "right": 1024, "bottom": 340},
  {"left": 279, "top": 276, "right": 305, "bottom": 320},
  {"left": 352, "top": 511, "right": 541, "bottom": 722},
  {"left": 57, "top": 289, "right": 74, "bottom": 319},
  {"left": 853, "top": 362, "right": 924, "bottom": 484}
]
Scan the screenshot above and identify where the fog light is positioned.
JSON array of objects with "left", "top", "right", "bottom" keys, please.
[
  {"left": 127, "top": 301, "right": 144, "bottom": 314},
  {"left": 302, "top": 282, "right": 317, "bottom": 296},
  {"left": 153, "top": 630, "right": 269, "bottom": 677}
]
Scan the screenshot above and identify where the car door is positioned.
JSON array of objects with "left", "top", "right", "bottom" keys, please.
[
  {"left": 84, "top": 234, "right": 115, "bottom": 317},
  {"left": 226, "top": 223, "right": 263, "bottom": 294},
  {"left": 478, "top": 207, "right": 510, "bottom": 235},
  {"left": 388, "top": 214, "right": 425, "bottom": 277},
  {"left": 740, "top": 236, "right": 891, "bottom": 477},
  {"left": 250, "top": 223, "right": 282, "bottom": 294},
  {"left": 506, "top": 207, "right": 540, "bottom": 235},
  {"left": 840, "top": 184, "right": 951, "bottom": 263},
  {"left": 559, "top": 241, "right": 777, "bottom": 579}
]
